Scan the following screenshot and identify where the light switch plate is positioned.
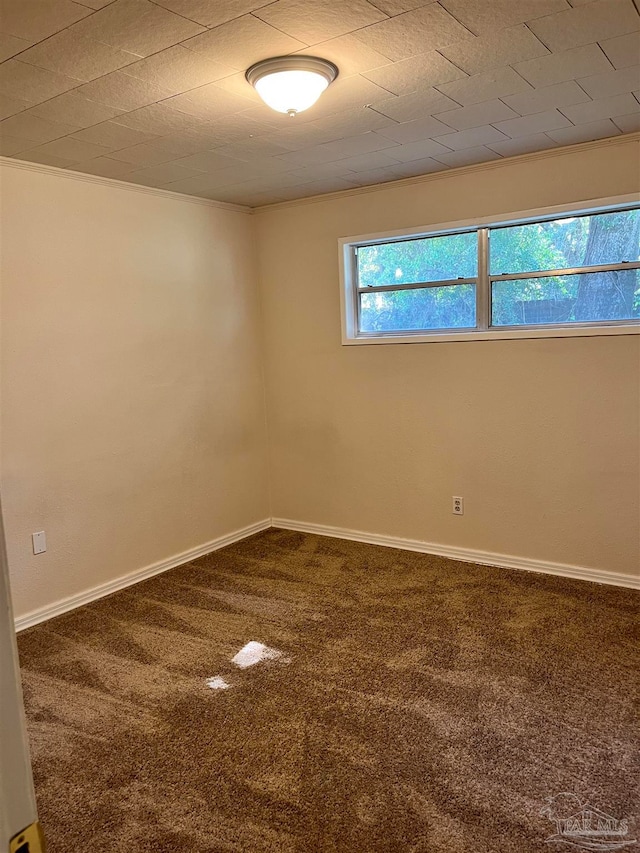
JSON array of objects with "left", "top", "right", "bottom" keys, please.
[{"left": 32, "top": 531, "right": 46, "bottom": 554}]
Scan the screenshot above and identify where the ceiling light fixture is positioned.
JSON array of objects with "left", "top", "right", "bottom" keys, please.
[{"left": 245, "top": 55, "right": 338, "bottom": 118}]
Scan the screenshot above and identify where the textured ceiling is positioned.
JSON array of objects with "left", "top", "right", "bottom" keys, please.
[{"left": 0, "top": 0, "right": 639, "bottom": 208}]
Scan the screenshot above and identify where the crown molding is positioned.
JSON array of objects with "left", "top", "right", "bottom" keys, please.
[
  {"left": 3, "top": 132, "right": 639, "bottom": 215},
  {"left": 254, "top": 131, "right": 640, "bottom": 214},
  {"left": 0, "top": 156, "right": 252, "bottom": 214}
]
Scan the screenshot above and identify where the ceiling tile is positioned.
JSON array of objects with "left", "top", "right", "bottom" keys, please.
[
  {"left": 438, "top": 0, "right": 569, "bottom": 34},
  {"left": 440, "top": 0, "right": 570, "bottom": 35},
  {"left": 487, "top": 133, "right": 559, "bottom": 156},
  {"left": 383, "top": 137, "right": 454, "bottom": 160},
  {"left": 313, "top": 130, "right": 401, "bottom": 158},
  {"left": 392, "top": 156, "right": 448, "bottom": 176},
  {"left": 163, "top": 82, "right": 255, "bottom": 119},
  {"left": 434, "top": 99, "right": 519, "bottom": 130},
  {"left": 112, "top": 102, "right": 208, "bottom": 134},
  {"left": 321, "top": 150, "right": 400, "bottom": 171},
  {"left": 3, "top": 0, "right": 634, "bottom": 205},
  {"left": 121, "top": 46, "right": 234, "bottom": 94},
  {"left": 0, "top": 33, "right": 32, "bottom": 62},
  {"left": 269, "top": 108, "right": 396, "bottom": 150},
  {"left": 309, "top": 106, "right": 397, "bottom": 136},
  {"left": 513, "top": 43, "right": 613, "bottom": 86},
  {"left": 353, "top": 4, "right": 473, "bottom": 61},
  {"left": 440, "top": 25, "right": 549, "bottom": 75},
  {"left": 185, "top": 111, "right": 279, "bottom": 144},
  {"left": 171, "top": 149, "right": 243, "bottom": 172},
  {"left": 528, "top": 0, "right": 640, "bottom": 52},
  {"left": 189, "top": 161, "right": 280, "bottom": 184},
  {"left": 75, "top": 0, "right": 118, "bottom": 8},
  {"left": 547, "top": 116, "right": 622, "bottom": 141},
  {"left": 343, "top": 165, "right": 403, "bottom": 186},
  {"left": 578, "top": 65, "right": 640, "bottom": 98},
  {"left": 74, "top": 71, "right": 173, "bottom": 110},
  {"left": 434, "top": 124, "right": 510, "bottom": 149},
  {"left": 493, "top": 108, "right": 573, "bottom": 136},
  {"left": 157, "top": 171, "right": 243, "bottom": 194},
  {"left": 13, "top": 147, "right": 78, "bottom": 167},
  {"left": 366, "top": 0, "right": 438, "bottom": 13},
  {"left": 502, "top": 80, "right": 592, "bottom": 114},
  {"left": 375, "top": 114, "right": 455, "bottom": 142},
  {"left": 108, "top": 141, "right": 177, "bottom": 165},
  {"left": 69, "top": 120, "right": 159, "bottom": 148},
  {"left": 148, "top": 132, "right": 217, "bottom": 156},
  {"left": 371, "top": 87, "right": 460, "bottom": 121},
  {"left": 211, "top": 137, "right": 293, "bottom": 160},
  {"left": 0, "top": 112, "right": 78, "bottom": 142},
  {"left": 304, "top": 34, "right": 390, "bottom": 77},
  {"left": 69, "top": 0, "right": 205, "bottom": 57},
  {"left": 227, "top": 172, "right": 306, "bottom": 192},
  {"left": 363, "top": 51, "right": 467, "bottom": 96},
  {"left": 287, "top": 162, "right": 354, "bottom": 181},
  {"left": 18, "top": 30, "right": 137, "bottom": 82},
  {"left": 272, "top": 176, "right": 360, "bottom": 197},
  {"left": 434, "top": 145, "right": 502, "bottom": 167},
  {"left": 222, "top": 152, "right": 302, "bottom": 177},
  {"left": 275, "top": 132, "right": 395, "bottom": 166},
  {"left": 561, "top": 91, "right": 639, "bottom": 121},
  {"left": 0, "top": 93, "right": 32, "bottom": 121},
  {"left": 299, "top": 75, "right": 394, "bottom": 122},
  {"left": 26, "top": 136, "right": 113, "bottom": 161},
  {"left": 436, "top": 67, "right": 532, "bottom": 106},
  {"left": 254, "top": 0, "right": 387, "bottom": 44},
  {"left": 613, "top": 110, "right": 640, "bottom": 129},
  {"left": 29, "top": 92, "right": 124, "bottom": 127},
  {"left": 67, "top": 157, "right": 137, "bottom": 177},
  {"left": 0, "top": 60, "right": 81, "bottom": 104},
  {"left": 600, "top": 32, "right": 640, "bottom": 68},
  {"left": 0, "top": 135, "right": 30, "bottom": 155},
  {"left": 0, "top": 0, "right": 91, "bottom": 42},
  {"left": 124, "top": 162, "right": 206, "bottom": 186},
  {"left": 151, "top": 0, "right": 270, "bottom": 28},
  {"left": 212, "top": 72, "right": 262, "bottom": 104},
  {"left": 182, "top": 15, "right": 306, "bottom": 70}
]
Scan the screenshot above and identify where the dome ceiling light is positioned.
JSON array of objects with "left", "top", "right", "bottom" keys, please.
[{"left": 245, "top": 55, "right": 339, "bottom": 118}]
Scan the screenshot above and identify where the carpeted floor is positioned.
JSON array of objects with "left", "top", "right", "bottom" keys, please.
[{"left": 16, "top": 529, "right": 639, "bottom": 853}]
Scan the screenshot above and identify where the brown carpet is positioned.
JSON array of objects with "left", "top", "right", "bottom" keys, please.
[{"left": 16, "top": 529, "right": 639, "bottom": 853}]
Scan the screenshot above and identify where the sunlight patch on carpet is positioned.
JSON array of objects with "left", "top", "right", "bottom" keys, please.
[
  {"left": 232, "top": 641, "right": 288, "bottom": 669},
  {"left": 206, "top": 676, "right": 230, "bottom": 690}
]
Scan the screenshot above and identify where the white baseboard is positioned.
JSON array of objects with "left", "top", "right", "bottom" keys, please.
[
  {"left": 272, "top": 518, "right": 640, "bottom": 590},
  {"left": 14, "top": 519, "right": 271, "bottom": 632},
  {"left": 14, "top": 516, "right": 638, "bottom": 631}
]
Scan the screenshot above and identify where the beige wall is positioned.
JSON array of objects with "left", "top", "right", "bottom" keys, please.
[
  {"left": 1, "top": 163, "right": 269, "bottom": 619},
  {"left": 256, "top": 138, "right": 640, "bottom": 578},
  {"left": 2, "top": 138, "right": 638, "bottom": 622}
]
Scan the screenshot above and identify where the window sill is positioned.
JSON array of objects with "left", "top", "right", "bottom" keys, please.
[{"left": 343, "top": 323, "right": 640, "bottom": 345}]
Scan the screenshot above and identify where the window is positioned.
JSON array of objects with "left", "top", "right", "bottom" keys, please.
[{"left": 340, "top": 200, "right": 640, "bottom": 344}]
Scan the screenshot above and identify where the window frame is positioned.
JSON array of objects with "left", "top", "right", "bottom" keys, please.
[{"left": 339, "top": 193, "right": 640, "bottom": 345}]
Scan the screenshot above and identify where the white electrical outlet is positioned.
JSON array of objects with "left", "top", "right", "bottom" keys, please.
[
  {"left": 452, "top": 496, "right": 464, "bottom": 516},
  {"left": 32, "top": 531, "right": 46, "bottom": 555}
]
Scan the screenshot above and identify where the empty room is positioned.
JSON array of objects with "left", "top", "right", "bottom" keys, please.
[{"left": 0, "top": 0, "right": 639, "bottom": 851}]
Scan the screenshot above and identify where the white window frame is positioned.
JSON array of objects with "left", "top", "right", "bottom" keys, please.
[{"left": 339, "top": 193, "right": 640, "bottom": 345}]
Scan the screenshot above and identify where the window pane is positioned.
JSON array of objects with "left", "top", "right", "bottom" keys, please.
[
  {"left": 490, "top": 208, "right": 640, "bottom": 275},
  {"left": 491, "top": 270, "right": 640, "bottom": 326},
  {"left": 360, "top": 284, "right": 476, "bottom": 332},
  {"left": 358, "top": 231, "right": 477, "bottom": 287}
]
